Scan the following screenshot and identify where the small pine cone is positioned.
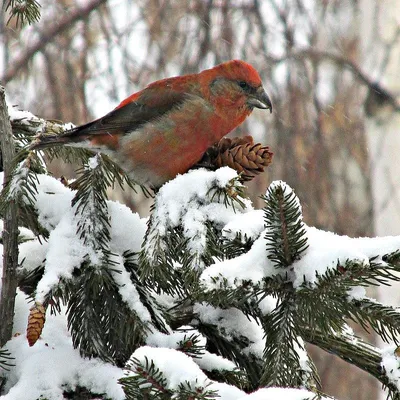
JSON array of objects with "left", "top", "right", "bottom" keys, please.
[
  {"left": 214, "top": 136, "right": 273, "bottom": 181},
  {"left": 27, "top": 302, "right": 47, "bottom": 346}
]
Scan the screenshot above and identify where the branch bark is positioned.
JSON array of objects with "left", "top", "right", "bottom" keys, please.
[
  {"left": 0, "top": 86, "right": 19, "bottom": 347},
  {"left": 272, "top": 49, "right": 400, "bottom": 112},
  {"left": 1, "top": 0, "right": 107, "bottom": 84},
  {"left": 304, "top": 328, "right": 398, "bottom": 395}
]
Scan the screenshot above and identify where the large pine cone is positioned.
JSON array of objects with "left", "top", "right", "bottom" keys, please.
[{"left": 198, "top": 136, "right": 273, "bottom": 181}]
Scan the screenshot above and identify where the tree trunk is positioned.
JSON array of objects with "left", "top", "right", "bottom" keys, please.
[{"left": 0, "top": 86, "right": 19, "bottom": 347}]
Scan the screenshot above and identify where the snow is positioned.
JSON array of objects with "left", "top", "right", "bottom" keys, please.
[
  {"left": 34, "top": 174, "right": 74, "bottom": 231},
  {"left": 146, "top": 328, "right": 237, "bottom": 372},
  {"left": 110, "top": 255, "right": 152, "bottom": 323},
  {"left": 194, "top": 351, "right": 237, "bottom": 372},
  {"left": 2, "top": 164, "right": 400, "bottom": 399},
  {"left": 258, "top": 295, "right": 277, "bottom": 315},
  {"left": 8, "top": 106, "right": 42, "bottom": 128},
  {"left": 146, "top": 328, "right": 206, "bottom": 349},
  {"left": 222, "top": 209, "right": 265, "bottom": 242},
  {"left": 239, "top": 387, "right": 329, "bottom": 399},
  {"left": 201, "top": 222, "right": 400, "bottom": 291},
  {"left": 87, "top": 155, "right": 99, "bottom": 170},
  {"left": 145, "top": 167, "right": 252, "bottom": 268},
  {"left": 347, "top": 286, "right": 367, "bottom": 300},
  {"left": 18, "top": 237, "right": 48, "bottom": 273},
  {"left": 6, "top": 162, "right": 29, "bottom": 201},
  {"left": 381, "top": 345, "right": 400, "bottom": 390},
  {"left": 291, "top": 227, "right": 400, "bottom": 288},
  {"left": 127, "top": 346, "right": 323, "bottom": 399},
  {"left": 35, "top": 208, "right": 92, "bottom": 302},
  {"left": 0, "top": 220, "right": 35, "bottom": 243},
  {"left": 193, "top": 303, "right": 265, "bottom": 357},
  {"left": 6, "top": 172, "right": 147, "bottom": 303},
  {"left": 127, "top": 346, "right": 209, "bottom": 390},
  {"left": 153, "top": 167, "right": 248, "bottom": 232},
  {"left": 208, "top": 382, "right": 246, "bottom": 398},
  {"left": 1, "top": 292, "right": 125, "bottom": 400},
  {"left": 200, "top": 229, "right": 276, "bottom": 290},
  {"left": 293, "top": 337, "right": 311, "bottom": 376},
  {"left": 107, "top": 200, "right": 147, "bottom": 254}
]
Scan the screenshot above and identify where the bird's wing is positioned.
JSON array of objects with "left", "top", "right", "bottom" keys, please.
[
  {"left": 31, "top": 88, "right": 194, "bottom": 150},
  {"left": 67, "top": 88, "right": 190, "bottom": 138}
]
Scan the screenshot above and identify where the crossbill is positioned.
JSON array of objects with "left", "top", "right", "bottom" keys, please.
[{"left": 32, "top": 60, "right": 272, "bottom": 187}]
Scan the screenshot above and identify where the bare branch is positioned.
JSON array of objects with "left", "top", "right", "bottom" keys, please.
[
  {"left": 1, "top": 0, "right": 107, "bottom": 84},
  {"left": 274, "top": 49, "right": 400, "bottom": 112}
]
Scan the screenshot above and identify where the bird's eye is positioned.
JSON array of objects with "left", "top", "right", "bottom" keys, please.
[{"left": 238, "top": 81, "right": 250, "bottom": 90}]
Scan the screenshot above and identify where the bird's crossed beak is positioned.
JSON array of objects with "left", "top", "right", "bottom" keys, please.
[{"left": 247, "top": 87, "right": 273, "bottom": 113}]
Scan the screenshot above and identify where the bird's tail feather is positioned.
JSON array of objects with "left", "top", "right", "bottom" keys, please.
[{"left": 30, "top": 121, "right": 95, "bottom": 151}]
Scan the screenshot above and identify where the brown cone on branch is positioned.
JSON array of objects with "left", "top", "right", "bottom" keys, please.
[
  {"left": 27, "top": 302, "right": 47, "bottom": 346},
  {"left": 197, "top": 135, "right": 273, "bottom": 181}
]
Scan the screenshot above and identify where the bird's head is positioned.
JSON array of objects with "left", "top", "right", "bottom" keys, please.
[{"left": 201, "top": 60, "right": 272, "bottom": 114}]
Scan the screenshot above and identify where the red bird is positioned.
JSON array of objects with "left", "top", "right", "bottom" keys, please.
[{"left": 32, "top": 60, "right": 272, "bottom": 187}]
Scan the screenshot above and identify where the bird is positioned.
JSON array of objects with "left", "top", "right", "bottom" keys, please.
[{"left": 32, "top": 60, "right": 272, "bottom": 187}]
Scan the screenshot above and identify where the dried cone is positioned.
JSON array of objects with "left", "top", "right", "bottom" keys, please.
[
  {"left": 27, "top": 302, "right": 46, "bottom": 346},
  {"left": 214, "top": 136, "right": 273, "bottom": 181}
]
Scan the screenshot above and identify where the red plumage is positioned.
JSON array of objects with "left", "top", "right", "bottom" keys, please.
[{"left": 32, "top": 60, "right": 272, "bottom": 187}]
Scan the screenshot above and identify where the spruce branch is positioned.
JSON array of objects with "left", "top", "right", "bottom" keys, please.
[
  {"left": 17, "top": 263, "right": 46, "bottom": 299},
  {"left": 296, "top": 283, "right": 350, "bottom": 339},
  {"left": 121, "top": 357, "right": 171, "bottom": 399},
  {"left": 262, "top": 181, "right": 308, "bottom": 270},
  {"left": 303, "top": 328, "right": 400, "bottom": 398},
  {"left": 383, "top": 250, "right": 400, "bottom": 269},
  {"left": 260, "top": 295, "right": 318, "bottom": 388},
  {"left": 140, "top": 172, "right": 248, "bottom": 295},
  {"left": 139, "top": 222, "right": 188, "bottom": 296},
  {"left": 11, "top": 108, "right": 145, "bottom": 194},
  {"left": 0, "top": 349, "right": 14, "bottom": 370},
  {"left": 349, "top": 298, "right": 400, "bottom": 344},
  {"left": 5, "top": 0, "right": 41, "bottom": 27},
  {"left": 220, "top": 229, "right": 254, "bottom": 259},
  {"left": 297, "top": 256, "right": 400, "bottom": 340},
  {"left": 173, "top": 328, "right": 248, "bottom": 388},
  {"left": 0, "top": 150, "right": 47, "bottom": 237},
  {"left": 195, "top": 320, "right": 262, "bottom": 389},
  {"left": 176, "top": 331, "right": 207, "bottom": 359},
  {"left": 71, "top": 154, "right": 112, "bottom": 255},
  {"left": 123, "top": 251, "right": 170, "bottom": 335},
  {"left": 67, "top": 261, "right": 151, "bottom": 365},
  {"left": 10, "top": 109, "right": 62, "bottom": 142},
  {"left": 207, "top": 175, "right": 248, "bottom": 211},
  {"left": 121, "top": 355, "right": 219, "bottom": 399},
  {"left": 176, "top": 381, "right": 218, "bottom": 399}
]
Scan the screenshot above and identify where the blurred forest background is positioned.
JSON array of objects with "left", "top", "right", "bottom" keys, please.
[{"left": 1, "top": 0, "right": 400, "bottom": 399}]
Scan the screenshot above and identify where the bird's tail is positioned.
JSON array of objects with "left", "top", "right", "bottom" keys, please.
[{"left": 30, "top": 121, "right": 95, "bottom": 151}]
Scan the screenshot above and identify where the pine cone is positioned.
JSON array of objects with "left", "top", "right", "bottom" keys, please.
[
  {"left": 27, "top": 302, "right": 46, "bottom": 346},
  {"left": 213, "top": 136, "right": 273, "bottom": 181}
]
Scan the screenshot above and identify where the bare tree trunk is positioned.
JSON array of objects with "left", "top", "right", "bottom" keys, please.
[{"left": 0, "top": 86, "right": 19, "bottom": 347}]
